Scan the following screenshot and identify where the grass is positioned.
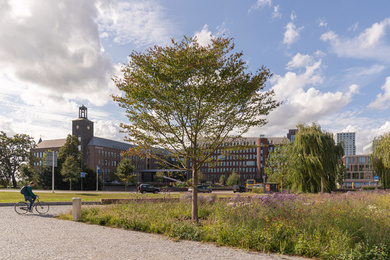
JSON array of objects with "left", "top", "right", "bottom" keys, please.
[
  {"left": 0, "top": 189, "right": 181, "bottom": 203},
  {"left": 58, "top": 191, "right": 390, "bottom": 260}
]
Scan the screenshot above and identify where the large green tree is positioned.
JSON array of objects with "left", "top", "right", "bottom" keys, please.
[
  {"left": 0, "top": 131, "right": 36, "bottom": 188},
  {"left": 115, "top": 158, "right": 136, "bottom": 191},
  {"left": 265, "top": 139, "right": 293, "bottom": 192},
  {"left": 112, "top": 36, "right": 279, "bottom": 222},
  {"left": 372, "top": 133, "right": 390, "bottom": 189},
  {"left": 290, "top": 123, "right": 344, "bottom": 193}
]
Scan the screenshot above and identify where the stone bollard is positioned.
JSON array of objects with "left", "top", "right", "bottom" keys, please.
[{"left": 72, "top": 197, "right": 81, "bottom": 221}]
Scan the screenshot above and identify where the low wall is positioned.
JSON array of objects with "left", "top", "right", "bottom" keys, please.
[{"left": 101, "top": 198, "right": 180, "bottom": 204}]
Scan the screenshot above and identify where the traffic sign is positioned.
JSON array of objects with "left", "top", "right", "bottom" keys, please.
[
  {"left": 46, "top": 152, "right": 58, "bottom": 167},
  {"left": 80, "top": 172, "right": 86, "bottom": 178},
  {"left": 374, "top": 176, "right": 379, "bottom": 181},
  {"left": 97, "top": 165, "right": 100, "bottom": 174}
]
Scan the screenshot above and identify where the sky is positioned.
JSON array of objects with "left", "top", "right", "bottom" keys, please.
[{"left": 1, "top": 0, "right": 390, "bottom": 154}]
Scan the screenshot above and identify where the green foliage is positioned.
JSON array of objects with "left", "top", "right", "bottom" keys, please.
[
  {"left": 372, "top": 133, "right": 390, "bottom": 189},
  {"left": 0, "top": 131, "right": 36, "bottom": 188},
  {"left": 60, "top": 155, "right": 80, "bottom": 190},
  {"left": 115, "top": 158, "right": 136, "bottom": 190},
  {"left": 265, "top": 139, "right": 293, "bottom": 191},
  {"left": 112, "top": 35, "right": 279, "bottom": 222},
  {"left": 19, "top": 164, "right": 37, "bottom": 185},
  {"left": 290, "top": 123, "right": 344, "bottom": 193},
  {"left": 219, "top": 174, "right": 225, "bottom": 185},
  {"left": 226, "top": 171, "right": 240, "bottom": 186},
  {"left": 58, "top": 134, "right": 81, "bottom": 163}
]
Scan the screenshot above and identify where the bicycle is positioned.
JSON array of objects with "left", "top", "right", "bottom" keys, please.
[{"left": 14, "top": 195, "right": 50, "bottom": 215}]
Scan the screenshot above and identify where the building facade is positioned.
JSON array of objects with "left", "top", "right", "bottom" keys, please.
[
  {"left": 31, "top": 106, "right": 170, "bottom": 185},
  {"left": 32, "top": 106, "right": 292, "bottom": 187},
  {"left": 197, "top": 136, "right": 285, "bottom": 185},
  {"left": 337, "top": 132, "right": 356, "bottom": 156},
  {"left": 341, "top": 154, "right": 376, "bottom": 188}
]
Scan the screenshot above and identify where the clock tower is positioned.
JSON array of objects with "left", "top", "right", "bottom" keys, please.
[{"left": 72, "top": 105, "right": 94, "bottom": 162}]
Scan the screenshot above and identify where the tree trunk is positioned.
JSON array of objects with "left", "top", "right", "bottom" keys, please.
[
  {"left": 321, "top": 176, "right": 324, "bottom": 193},
  {"left": 191, "top": 166, "right": 198, "bottom": 223},
  {"left": 70, "top": 180, "right": 72, "bottom": 191}
]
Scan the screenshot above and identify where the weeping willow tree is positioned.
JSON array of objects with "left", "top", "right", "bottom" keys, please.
[
  {"left": 372, "top": 133, "right": 390, "bottom": 189},
  {"left": 290, "top": 123, "right": 344, "bottom": 193}
]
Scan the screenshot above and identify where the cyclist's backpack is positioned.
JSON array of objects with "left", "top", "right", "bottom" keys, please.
[{"left": 20, "top": 186, "right": 27, "bottom": 195}]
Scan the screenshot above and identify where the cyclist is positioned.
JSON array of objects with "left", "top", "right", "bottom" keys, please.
[{"left": 24, "top": 181, "right": 37, "bottom": 212}]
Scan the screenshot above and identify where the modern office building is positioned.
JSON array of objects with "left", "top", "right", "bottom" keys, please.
[
  {"left": 340, "top": 154, "right": 376, "bottom": 188},
  {"left": 287, "top": 129, "right": 297, "bottom": 142},
  {"left": 337, "top": 132, "right": 356, "bottom": 156}
]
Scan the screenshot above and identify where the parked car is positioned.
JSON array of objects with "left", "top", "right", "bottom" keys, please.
[
  {"left": 188, "top": 185, "right": 212, "bottom": 193},
  {"left": 139, "top": 184, "right": 160, "bottom": 193},
  {"left": 233, "top": 185, "right": 247, "bottom": 193}
]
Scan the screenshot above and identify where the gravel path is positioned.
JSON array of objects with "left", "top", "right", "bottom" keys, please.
[{"left": 0, "top": 206, "right": 308, "bottom": 260}]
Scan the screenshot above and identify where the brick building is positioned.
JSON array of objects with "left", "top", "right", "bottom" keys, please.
[
  {"left": 31, "top": 106, "right": 172, "bottom": 185},
  {"left": 198, "top": 136, "right": 285, "bottom": 185}
]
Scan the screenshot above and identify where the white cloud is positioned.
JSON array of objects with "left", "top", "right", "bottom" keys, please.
[
  {"left": 290, "top": 11, "right": 297, "bottom": 21},
  {"left": 348, "top": 22, "right": 359, "bottom": 32},
  {"left": 194, "top": 25, "right": 213, "bottom": 46},
  {"left": 248, "top": 0, "right": 272, "bottom": 13},
  {"left": 283, "top": 22, "right": 301, "bottom": 46},
  {"left": 286, "top": 53, "right": 314, "bottom": 69},
  {"left": 367, "top": 76, "right": 390, "bottom": 110},
  {"left": 283, "top": 12, "right": 302, "bottom": 46},
  {"left": 318, "top": 18, "right": 327, "bottom": 28},
  {"left": 95, "top": 120, "right": 124, "bottom": 141},
  {"left": 96, "top": 0, "right": 175, "bottom": 47},
  {"left": 0, "top": 0, "right": 117, "bottom": 107},
  {"left": 248, "top": 53, "right": 359, "bottom": 137},
  {"left": 321, "top": 18, "right": 390, "bottom": 62},
  {"left": 272, "top": 5, "right": 281, "bottom": 19}
]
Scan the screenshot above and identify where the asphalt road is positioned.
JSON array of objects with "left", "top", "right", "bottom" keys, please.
[{"left": 0, "top": 205, "right": 308, "bottom": 260}]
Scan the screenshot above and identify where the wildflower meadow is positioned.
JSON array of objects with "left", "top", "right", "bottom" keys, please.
[{"left": 59, "top": 190, "right": 390, "bottom": 259}]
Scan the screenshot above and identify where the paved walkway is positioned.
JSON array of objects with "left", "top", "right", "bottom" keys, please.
[{"left": 0, "top": 206, "right": 308, "bottom": 260}]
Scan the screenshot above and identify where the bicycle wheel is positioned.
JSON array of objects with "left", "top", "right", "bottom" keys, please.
[
  {"left": 35, "top": 202, "right": 49, "bottom": 214},
  {"left": 14, "top": 202, "right": 29, "bottom": 215}
]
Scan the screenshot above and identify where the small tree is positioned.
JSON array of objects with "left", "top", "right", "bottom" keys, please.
[
  {"left": 113, "top": 36, "right": 279, "bottom": 222},
  {"left": 219, "top": 174, "right": 225, "bottom": 185},
  {"left": 265, "top": 139, "right": 292, "bottom": 192},
  {"left": 60, "top": 155, "right": 79, "bottom": 190},
  {"left": 156, "top": 171, "right": 165, "bottom": 183},
  {"left": 226, "top": 171, "right": 240, "bottom": 186},
  {"left": 115, "top": 158, "right": 136, "bottom": 191}
]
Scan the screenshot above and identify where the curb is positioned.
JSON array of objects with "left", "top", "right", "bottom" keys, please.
[{"left": 0, "top": 201, "right": 101, "bottom": 207}]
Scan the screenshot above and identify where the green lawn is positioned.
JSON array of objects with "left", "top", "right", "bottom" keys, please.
[{"left": 0, "top": 190, "right": 180, "bottom": 203}]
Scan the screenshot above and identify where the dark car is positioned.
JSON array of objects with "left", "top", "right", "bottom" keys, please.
[
  {"left": 139, "top": 184, "right": 160, "bottom": 193},
  {"left": 233, "top": 185, "right": 247, "bottom": 193},
  {"left": 188, "top": 185, "right": 212, "bottom": 193}
]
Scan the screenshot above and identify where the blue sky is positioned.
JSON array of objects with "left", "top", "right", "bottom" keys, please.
[{"left": 1, "top": 0, "right": 390, "bottom": 154}]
